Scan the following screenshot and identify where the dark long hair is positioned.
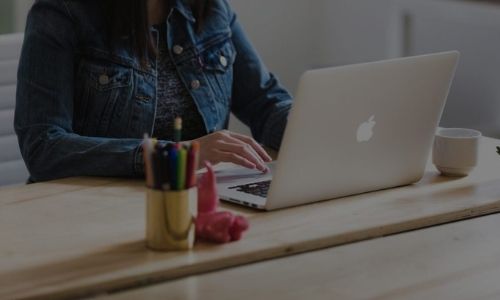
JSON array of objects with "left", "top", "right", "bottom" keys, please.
[{"left": 105, "top": 0, "right": 211, "bottom": 64}]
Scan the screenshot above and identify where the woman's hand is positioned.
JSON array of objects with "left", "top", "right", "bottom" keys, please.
[{"left": 192, "top": 130, "right": 273, "bottom": 172}]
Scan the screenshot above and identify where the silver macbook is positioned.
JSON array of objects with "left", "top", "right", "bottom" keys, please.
[{"left": 216, "top": 52, "right": 459, "bottom": 210}]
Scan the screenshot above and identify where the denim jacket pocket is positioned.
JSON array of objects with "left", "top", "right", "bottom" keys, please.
[
  {"left": 200, "top": 38, "right": 237, "bottom": 104},
  {"left": 74, "top": 60, "right": 133, "bottom": 137}
]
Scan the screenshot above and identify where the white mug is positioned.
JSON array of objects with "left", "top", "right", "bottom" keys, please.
[{"left": 433, "top": 128, "right": 482, "bottom": 177}]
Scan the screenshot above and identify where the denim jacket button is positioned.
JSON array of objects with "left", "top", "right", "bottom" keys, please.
[
  {"left": 190, "top": 80, "right": 201, "bottom": 90},
  {"left": 173, "top": 45, "right": 184, "bottom": 55},
  {"left": 219, "top": 56, "right": 228, "bottom": 67},
  {"left": 99, "top": 74, "right": 109, "bottom": 85}
]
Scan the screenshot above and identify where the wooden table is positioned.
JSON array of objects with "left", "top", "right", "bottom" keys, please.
[
  {"left": 97, "top": 211, "right": 500, "bottom": 300},
  {"left": 1, "top": 137, "right": 499, "bottom": 300}
]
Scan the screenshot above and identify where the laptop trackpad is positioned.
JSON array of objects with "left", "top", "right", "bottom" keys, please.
[{"left": 215, "top": 162, "right": 275, "bottom": 186}]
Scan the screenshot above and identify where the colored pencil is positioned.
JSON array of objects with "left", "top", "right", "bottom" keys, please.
[
  {"left": 158, "top": 148, "right": 170, "bottom": 190},
  {"left": 177, "top": 147, "right": 187, "bottom": 190},
  {"left": 174, "top": 117, "right": 182, "bottom": 142},
  {"left": 168, "top": 147, "right": 178, "bottom": 190},
  {"left": 142, "top": 134, "right": 154, "bottom": 188}
]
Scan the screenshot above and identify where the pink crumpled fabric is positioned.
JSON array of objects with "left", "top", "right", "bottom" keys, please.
[{"left": 196, "top": 162, "right": 249, "bottom": 243}]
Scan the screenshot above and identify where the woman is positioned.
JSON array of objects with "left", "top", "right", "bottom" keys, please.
[{"left": 15, "top": 0, "right": 292, "bottom": 182}]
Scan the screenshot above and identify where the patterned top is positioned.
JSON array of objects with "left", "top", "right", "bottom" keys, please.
[{"left": 152, "top": 24, "right": 206, "bottom": 141}]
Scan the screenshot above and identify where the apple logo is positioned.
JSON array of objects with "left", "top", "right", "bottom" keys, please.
[{"left": 357, "top": 115, "right": 376, "bottom": 142}]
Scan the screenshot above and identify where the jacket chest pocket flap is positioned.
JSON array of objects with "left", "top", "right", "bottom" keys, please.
[
  {"left": 86, "top": 63, "right": 132, "bottom": 91},
  {"left": 196, "top": 36, "right": 237, "bottom": 103},
  {"left": 201, "top": 38, "right": 237, "bottom": 73}
]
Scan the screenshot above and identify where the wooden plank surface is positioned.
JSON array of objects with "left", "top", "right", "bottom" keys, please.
[
  {"left": 0, "top": 137, "right": 499, "bottom": 300},
  {"left": 96, "top": 212, "right": 500, "bottom": 300}
]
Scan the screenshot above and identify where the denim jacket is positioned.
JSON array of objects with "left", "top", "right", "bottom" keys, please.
[{"left": 15, "top": 0, "right": 292, "bottom": 182}]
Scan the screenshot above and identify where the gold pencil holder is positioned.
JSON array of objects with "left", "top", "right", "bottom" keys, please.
[{"left": 146, "top": 188, "right": 198, "bottom": 251}]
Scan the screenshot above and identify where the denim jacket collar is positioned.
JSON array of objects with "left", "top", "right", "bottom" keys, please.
[{"left": 171, "top": 0, "right": 196, "bottom": 23}]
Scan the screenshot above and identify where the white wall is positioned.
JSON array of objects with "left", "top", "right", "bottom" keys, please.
[
  {"left": 314, "top": 0, "right": 393, "bottom": 67},
  {"left": 13, "top": 0, "right": 34, "bottom": 32},
  {"left": 394, "top": 0, "right": 500, "bottom": 138},
  {"left": 230, "top": 0, "right": 318, "bottom": 94},
  {"left": 230, "top": 0, "right": 393, "bottom": 93}
]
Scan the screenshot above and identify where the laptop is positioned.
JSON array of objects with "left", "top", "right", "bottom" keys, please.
[{"left": 216, "top": 51, "right": 460, "bottom": 210}]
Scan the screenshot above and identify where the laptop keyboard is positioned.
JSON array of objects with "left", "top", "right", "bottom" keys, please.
[{"left": 229, "top": 180, "right": 271, "bottom": 198}]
